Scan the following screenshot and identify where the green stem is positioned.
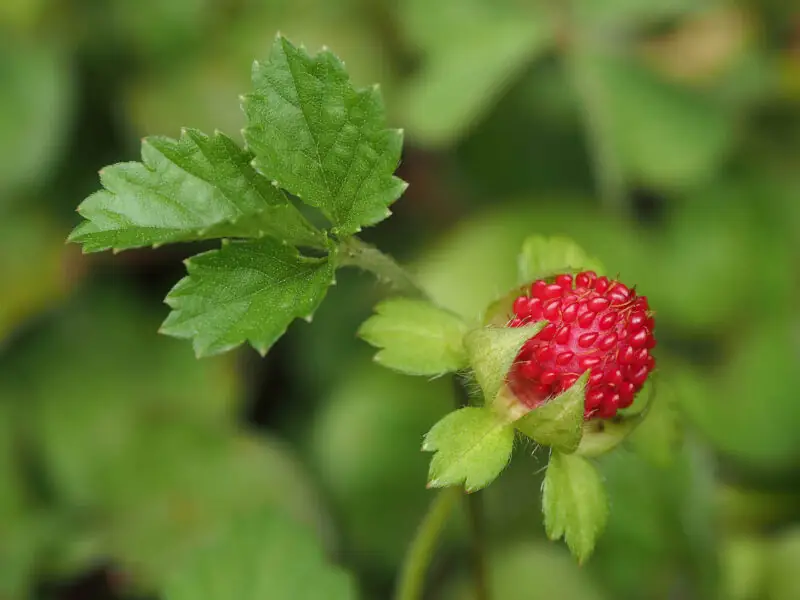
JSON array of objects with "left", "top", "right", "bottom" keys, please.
[
  {"left": 395, "top": 487, "right": 461, "bottom": 600},
  {"left": 342, "top": 236, "right": 491, "bottom": 600},
  {"left": 453, "top": 378, "right": 491, "bottom": 600},
  {"left": 558, "top": 7, "right": 627, "bottom": 215},
  {"left": 336, "top": 236, "right": 426, "bottom": 298}
]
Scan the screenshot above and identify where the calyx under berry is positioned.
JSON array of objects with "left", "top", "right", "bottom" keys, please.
[{"left": 507, "top": 271, "right": 656, "bottom": 419}]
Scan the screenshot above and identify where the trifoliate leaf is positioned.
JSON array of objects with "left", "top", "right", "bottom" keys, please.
[
  {"left": 423, "top": 407, "right": 515, "bottom": 492},
  {"left": 515, "top": 371, "right": 588, "bottom": 453},
  {"left": 358, "top": 298, "right": 469, "bottom": 376},
  {"left": 161, "top": 237, "right": 334, "bottom": 357},
  {"left": 69, "top": 128, "right": 321, "bottom": 253},
  {"left": 542, "top": 451, "right": 608, "bottom": 563},
  {"left": 518, "top": 236, "right": 605, "bottom": 284},
  {"left": 464, "top": 323, "right": 546, "bottom": 403},
  {"left": 242, "top": 35, "right": 406, "bottom": 236},
  {"left": 164, "top": 509, "right": 355, "bottom": 600}
]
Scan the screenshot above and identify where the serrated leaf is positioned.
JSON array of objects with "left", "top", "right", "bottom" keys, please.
[
  {"left": 164, "top": 509, "right": 355, "bottom": 600},
  {"left": 518, "top": 236, "right": 605, "bottom": 284},
  {"left": 464, "top": 323, "right": 546, "bottom": 402},
  {"left": 542, "top": 451, "right": 608, "bottom": 563},
  {"left": 160, "top": 237, "right": 334, "bottom": 357},
  {"left": 423, "top": 407, "right": 514, "bottom": 492},
  {"left": 358, "top": 298, "right": 468, "bottom": 376},
  {"left": 243, "top": 35, "right": 406, "bottom": 236},
  {"left": 69, "top": 128, "right": 321, "bottom": 253},
  {"left": 515, "top": 371, "right": 588, "bottom": 452}
]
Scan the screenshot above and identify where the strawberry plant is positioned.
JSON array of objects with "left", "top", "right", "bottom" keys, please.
[{"left": 68, "top": 35, "right": 666, "bottom": 600}]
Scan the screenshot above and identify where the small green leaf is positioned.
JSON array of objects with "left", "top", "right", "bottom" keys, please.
[
  {"left": 69, "top": 128, "right": 322, "bottom": 252},
  {"left": 518, "top": 236, "right": 604, "bottom": 284},
  {"left": 358, "top": 298, "right": 469, "bottom": 376},
  {"left": 164, "top": 509, "right": 356, "bottom": 600},
  {"left": 243, "top": 35, "right": 406, "bottom": 236},
  {"left": 160, "top": 237, "right": 335, "bottom": 357},
  {"left": 464, "top": 323, "right": 546, "bottom": 402},
  {"left": 423, "top": 407, "right": 514, "bottom": 492},
  {"left": 542, "top": 451, "right": 608, "bottom": 563},
  {"left": 515, "top": 371, "right": 588, "bottom": 452}
]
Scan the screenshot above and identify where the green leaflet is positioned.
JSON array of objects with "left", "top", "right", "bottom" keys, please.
[
  {"left": 358, "top": 298, "right": 469, "bottom": 376},
  {"left": 242, "top": 35, "right": 406, "bottom": 236},
  {"left": 542, "top": 451, "right": 609, "bottom": 563},
  {"left": 515, "top": 371, "right": 589, "bottom": 453},
  {"left": 161, "top": 237, "right": 335, "bottom": 357},
  {"left": 69, "top": 128, "right": 321, "bottom": 252},
  {"left": 464, "top": 322, "right": 547, "bottom": 403},
  {"left": 423, "top": 407, "right": 515, "bottom": 492}
]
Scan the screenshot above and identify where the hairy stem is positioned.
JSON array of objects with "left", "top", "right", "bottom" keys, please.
[
  {"left": 336, "top": 236, "right": 426, "bottom": 298},
  {"left": 342, "top": 236, "right": 492, "bottom": 599},
  {"left": 395, "top": 487, "right": 461, "bottom": 600},
  {"left": 453, "top": 377, "right": 491, "bottom": 600}
]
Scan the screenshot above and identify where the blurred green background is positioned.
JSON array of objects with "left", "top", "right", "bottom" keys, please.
[{"left": 1, "top": 0, "right": 799, "bottom": 599}]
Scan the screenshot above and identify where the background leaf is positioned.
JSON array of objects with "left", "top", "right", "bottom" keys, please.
[{"left": 164, "top": 509, "right": 355, "bottom": 600}]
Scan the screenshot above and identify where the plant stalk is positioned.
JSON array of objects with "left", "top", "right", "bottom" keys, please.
[
  {"left": 395, "top": 487, "right": 461, "bottom": 600},
  {"left": 336, "top": 236, "right": 426, "bottom": 298},
  {"left": 342, "top": 236, "right": 491, "bottom": 600}
]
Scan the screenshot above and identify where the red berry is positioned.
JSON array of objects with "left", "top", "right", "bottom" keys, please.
[{"left": 507, "top": 271, "right": 656, "bottom": 419}]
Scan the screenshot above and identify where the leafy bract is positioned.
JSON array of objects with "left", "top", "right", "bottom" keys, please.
[
  {"left": 518, "top": 236, "right": 604, "bottom": 283},
  {"left": 160, "top": 237, "right": 335, "bottom": 357},
  {"left": 69, "top": 128, "right": 321, "bottom": 253},
  {"left": 464, "top": 322, "right": 547, "bottom": 402},
  {"left": 243, "top": 35, "right": 406, "bottom": 235},
  {"left": 423, "top": 407, "right": 514, "bottom": 492},
  {"left": 164, "top": 510, "right": 355, "bottom": 600},
  {"left": 542, "top": 451, "right": 608, "bottom": 563},
  {"left": 358, "top": 298, "right": 468, "bottom": 376},
  {"left": 515, "top": 371, "right": 588, "bottom": 452}
]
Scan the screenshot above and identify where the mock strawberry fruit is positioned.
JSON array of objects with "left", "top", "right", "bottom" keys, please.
[{"left": 507, "top": 271, "right": 656, "bottom": 419}]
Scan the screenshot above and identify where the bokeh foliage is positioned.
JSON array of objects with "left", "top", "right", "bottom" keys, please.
[{"left": 1, "top": 0, "right": 799, "bottom": 598}]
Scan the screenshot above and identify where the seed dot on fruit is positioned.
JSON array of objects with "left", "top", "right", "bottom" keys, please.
[{"left": 587, "top": 297, "right": 610, "bottom": 312}]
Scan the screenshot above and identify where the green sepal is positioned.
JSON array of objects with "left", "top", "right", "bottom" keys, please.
[
  {"left": 463, "top": 322, "right": 547, "bottom": 403},
  {"left": 422, "top": 407, "right": 515, "bottom": 492},
  {"left": 518, "top": 235, "right": 605, "bottom": 284},
  {"left": 358, "top": 298, "right": 469, "bottom": 376},
  {"left": 542, "top": 451, "right": 609, "bottom": 564},
  {"left": 575, "top": 379, "right": 656, "bottom": 458},
  {"left": 513, "top": 371, "right": 589, "bottom": 453}
]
